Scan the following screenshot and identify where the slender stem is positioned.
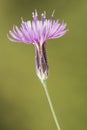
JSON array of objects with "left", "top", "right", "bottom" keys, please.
[{"left": 41, "top": 80, "right": 61, "bottom": 130}]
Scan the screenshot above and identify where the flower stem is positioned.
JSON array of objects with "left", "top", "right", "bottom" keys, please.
[{"left": 41, "top": 80, "right": 61, "bottom": 130}]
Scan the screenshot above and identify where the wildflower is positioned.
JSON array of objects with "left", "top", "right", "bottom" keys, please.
[
  {"left": 8, "top": 10, "right": 69, "bottom": 130},
  {"left": 8, "top": 10, "right": 68, "bottom": 82}
]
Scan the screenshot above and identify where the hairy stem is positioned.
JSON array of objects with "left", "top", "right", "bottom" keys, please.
[{"left": 41, "top": 80, "right": 61, "bottom": 130}]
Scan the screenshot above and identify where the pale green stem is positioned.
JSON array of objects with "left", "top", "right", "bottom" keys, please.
[{"left": 41, "top": 80, "right": 61, "bottom": 130}]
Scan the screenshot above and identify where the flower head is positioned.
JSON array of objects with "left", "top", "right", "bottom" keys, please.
[{"left": 8, "top": 10, "right": 68, "bottom": 82}]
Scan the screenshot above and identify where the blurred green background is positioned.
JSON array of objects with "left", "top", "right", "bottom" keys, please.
[{"left": 0, "top": 0, "right": 87, "bottom": 130}]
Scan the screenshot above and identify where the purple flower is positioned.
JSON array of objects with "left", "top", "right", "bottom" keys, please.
[{"left": 8, "top": 10, "right": 68, "bottom": 81}]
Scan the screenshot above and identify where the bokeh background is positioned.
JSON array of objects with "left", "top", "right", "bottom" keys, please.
[{"left": 0, "top": 0, "right": 87, "bottom": 130}]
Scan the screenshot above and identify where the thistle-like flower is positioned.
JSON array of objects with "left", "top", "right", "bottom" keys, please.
[
  {"left": 8, "top": 10, "right": 68, "bottom": 130},
  {"left": 8, "top": 10, "right": 68, "bottom": 82}
]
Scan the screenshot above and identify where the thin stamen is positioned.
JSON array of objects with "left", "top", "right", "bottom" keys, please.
[
  {"left": 50, "top": 10, "right": 55, "bottom": 20},
  {"left": 32, "top": 9, "right": 38, "bottom": 22},
  {"left": 41, "top": 11, "right": 46, "bottom": 22}
]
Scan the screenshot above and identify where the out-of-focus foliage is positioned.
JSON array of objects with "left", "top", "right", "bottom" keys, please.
[{"left": 0, "top": 0, "right": 87, "bottom": 130}]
